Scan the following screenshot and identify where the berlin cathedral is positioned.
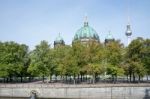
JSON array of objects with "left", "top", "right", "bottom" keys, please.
[{"left": 54, "top": 16, "right": 132, "bottom": 47}]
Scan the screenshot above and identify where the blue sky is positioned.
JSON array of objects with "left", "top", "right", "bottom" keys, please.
[{"left": 0, "top": 0, "right": 149, "bottom": 49}]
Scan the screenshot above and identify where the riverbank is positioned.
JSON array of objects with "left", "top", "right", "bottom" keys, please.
[
  {"left": 0, "top": 83, "right": 150, "bottom": 88},
  {"left": 0, "top": 83, "right": 150, "bottom": 99}
]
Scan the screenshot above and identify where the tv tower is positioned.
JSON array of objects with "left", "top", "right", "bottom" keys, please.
[
  {"left": 125, "top": 20, "right": 132, "bottom": 45},
  {"left": 125, "top": 0, "right": 132, "bottom": 46}
]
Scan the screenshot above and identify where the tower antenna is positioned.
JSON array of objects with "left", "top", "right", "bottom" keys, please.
[
  {"left": 125, "top": 0, "right": 132, "bottom": 46},
  {"left": 127, "top": 0, "right": 130, "bottom": 24}
]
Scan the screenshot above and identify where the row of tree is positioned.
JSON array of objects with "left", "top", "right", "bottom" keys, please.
[{"left": 0, "top": 37, "right": 150, "bottom": 83}]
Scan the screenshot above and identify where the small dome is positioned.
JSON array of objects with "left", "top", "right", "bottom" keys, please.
[
  {"left": 105, "top": 31, "right": 114, "bottom": 40},
  {"left": 55, "top": 35, "right": 63, "bottom": 43},
  {"left": 105, "top": 31, "right": 115, "bottom": 44},
  {"left": 74, "top": 21, "right": 99, "bottom": 42},
  {"left": 54, "top": 33, "right": 65, "bottom": 46}
]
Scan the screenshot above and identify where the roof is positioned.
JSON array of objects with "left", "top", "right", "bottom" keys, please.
[{"left": 74, "top": 22, "right": 99, "bottom": 41}]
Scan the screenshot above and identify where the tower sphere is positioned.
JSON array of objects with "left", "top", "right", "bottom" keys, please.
[{"left": 125, "top": 24, "right": 132, "bottom": 36}]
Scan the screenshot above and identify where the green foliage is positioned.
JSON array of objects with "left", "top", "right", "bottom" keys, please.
[
  {"left": 28, "top": 41, "right": 50, "bottom": 77},
  {"left": 86, "top": 63, "right": 105, "bottom": 75},
  {"left": 123, "top": 37, "right": 148, "bottom": 82},
  {"left": 0, "top": 41, "right": 29, "bottom": 78},
  {"left": 107, "top": 64, "right": 124, "bottom": 76},
  {"left": 105, "top": 40, "right": 123, "bottom": 65},
  {"left": 0, "top": 64, "right": 9, "bottom": 77},
  {"left": 141, "top": 39, "right": 150, "bottom": 74},
  {"left": 105, "top": 40, "right": 124, "bottom": 78},
  {"left": 0, "top": 37, "right": 150, "bottom": 83}
]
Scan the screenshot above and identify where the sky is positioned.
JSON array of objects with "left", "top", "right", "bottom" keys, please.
[{"left": 0, "top": 0, "right": 150, "bottom": 50}]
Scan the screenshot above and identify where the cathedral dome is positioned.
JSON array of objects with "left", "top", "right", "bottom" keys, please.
[
  {"left": 73, "top": 17, "right": 99, "bottom": 42},
  {"left": 54, "top": 33, "right": 65, "bottom": 47},
  {"left": 105, "top": 31, "right": 114, "bottom": 40},
  {"left": 55, "top": 35, "right": 63, "bottom": 43},
  {"left": 105, "top": 31, "right": 115, "bottom": 44}
]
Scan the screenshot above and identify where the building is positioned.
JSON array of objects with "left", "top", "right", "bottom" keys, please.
[
  {"left": 72, "top": 16, "right": 100, "bottom": 44},
  {"left": 125, "top": 23, "right": 132, "bottom": 45},
  {"left": 54, "top": 33, "right": 65, "bottom": 48},
  {"left": 105, "top": 31, "right": 115, "bottom": 44},
  {"left": 53, "top": 16, "right": 130, "bottom": 46}
]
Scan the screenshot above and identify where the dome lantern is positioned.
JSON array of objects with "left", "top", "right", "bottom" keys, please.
[
  {"left": 54, "top": 33, "right": 65, "bottom": 47},
  {"left": 84, "top": 15, "right": 88, "bottom": 27}
]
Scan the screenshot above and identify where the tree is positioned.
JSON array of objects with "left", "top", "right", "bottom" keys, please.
[
  {"left": 0, "top": 42, "right": 9, "bottom": 78},
  {"left": 107, "top": 64, "right": 124, "bottom": 83},
  {"left": 16, "top": 44, "right": 30, "bottom": 82},
  {"left": 72, "top": 41, "right": 87, "bottom": 82},
  {"left": 105, "top": 40, "right": 124, "bottom": 83},
  {"left": 0, "top": 64, "right": 9, "bottom": 78},
  {"left": 52, "top": 45, "right": 71, "bottom": 82},
  {"left": 84, "top": 41, "right": 105, "bottom": 83},
  {"left": 141, "top": 39, "right": 150, "bottom": 80},
  {"left": 0, "top": 41, "right": 29, "bottom": 82},
  {"left": 86, "top": 63, "right": 105, "bottom": 84},
  {"left": 72, "top": 41, "right": 86, "bottom": 73},
  {"left": 66, "top": 48, "right": 79, "bottom": 84},
  {"left": 125, "top": 37, "right": 147, "bottom": 82},
  {"left": 28, "top": 41, "right": 51, "bottom": 82}
]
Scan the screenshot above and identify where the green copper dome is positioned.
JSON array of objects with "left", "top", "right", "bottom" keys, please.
[
  {"left": 73, "top": 18, "right": 99, "bottom": 42},
  {"left": 105, "top": 31, "right": 115, "bottom": 44},
  {"left": 105, "top": 31, "right": 114, "bottom": 40},
  {"left": 54, "top": 33, "right": 65, "bottom": 46},
  {"left": 55, "top": 34, "right": 63, "bottom": 43}
]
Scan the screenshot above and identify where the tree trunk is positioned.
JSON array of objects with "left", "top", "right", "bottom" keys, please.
[
  {"left": 133, "top": 73, "right": 135, "bottom": 82},
  {"left": 6, "top": 77, "right": 9, "bottom": 83},
  {"left": 115, "top": 75, "right": 117, "bottom": 83},
  {"left": 95, "top": 74, "right": 97, "bottom": 82},
  {"left": 127, "top": 75, "right": 128, "bottom": 82},
  {"left": 138, "top": 75, "right": 140, "bottom": 83},
  {"left": 86, "top": 75, "right": 87, "bottom": 81},
  {"left": 49, "top": 73, "right": 52, "bottom": 82},
  {"left": 28, "top": 76, "right": 32, "bottom": 82},
  {"left": 83, "top": 74, "right": 85, "bottom": 82},
  {"left": 49, "top": 75, "right": 51, "bottom": 82},
  {"left": 147, "top": 75, "right": 149, "bottom": 81},
  {"left": 65, "top": 75, "right": 67, "bottom": 83},
  {"left": 129, "top": 73, "right": 132, "bottom": 83},
  {"left": 73, "top": 74, "right": 76, "bottom": 84},
  {"left": 55, "top": 75, "right": 57, "bottom": 82},
  {"left": 3, "top": 78, "right": 5, "bottom": 83},
  {"left": 56, "top": 75, "right": 58, "bottom": 82},
  {"left": 77, "top": 74, "right": 80, "bottom": 83},
  {"left": 112, "top": 75, "right": 114, "bottom": 83},
  {"left": 42, "top": 75, "right": 44, "bottom": 83},
  {"left": 21, "top": 76, "right": 23, "bottom": 83},
  {"left": 69, "top": 75, "right": 71, "bottom": 83},
  {"left": 9, "top": 75, "right": 12, "bottom": 82},
  {"left": 92, "top": 73, "right": 95, "bottom": 84},
  {"left": 60, "top": 75, "right": 63, "bottom": 83},
  {"left": 62, "top": 76, "right": 65, "bottom": 83},
  {"left": 81, "top": 74, "right": 83, "bottom": 82}
]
